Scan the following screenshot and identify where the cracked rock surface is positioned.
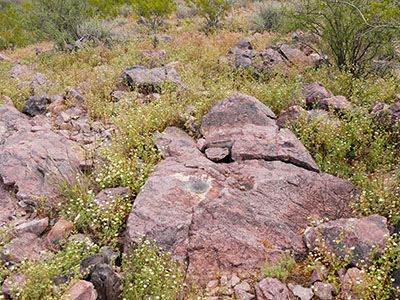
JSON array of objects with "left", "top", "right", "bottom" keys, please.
[{"left": 125, "top": 94, "right": 359, "bottom": 284}]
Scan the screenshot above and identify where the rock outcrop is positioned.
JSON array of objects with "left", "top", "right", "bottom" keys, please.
[
  {"left": 0, "top": 105, "right": 82, "bottom": 207},
  {"left": 125, "top": 94, "right": 358, "bottom": 283}
]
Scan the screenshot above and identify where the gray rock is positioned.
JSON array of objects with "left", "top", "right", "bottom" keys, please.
[
  {"left": 88, "top": 264, "right": 121, "bottom": 300},
  {"left": 14, "top": 218, "right": 48, "bottom": 236},
  {"left": 62, "top": 280, "right": 97, "bottom": 300},
  {"left": 303, "top": 82, "right": 334, "bottom": 108},
  {"left": 289, "top": 284, "right": 313, "bottom": 300},
  {"left": 22, "top": 95, "right": 51, "bottom": 117},
  {"left": 123, "top": 65, "right": 182, "bottom": 93}
]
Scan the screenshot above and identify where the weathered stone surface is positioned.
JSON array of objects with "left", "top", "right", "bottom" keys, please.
[
  {"left": 0, "top": 105, "right": 81, "bottom": 204},
  {"left": 317, "top": 96, "right": 353, "bottom": 113},
  {"left": 87, "top": 264, "right": 121, "bottom": 300},
  {"left": 2, "top": 232, "right": 47, "bottom": 263},
  {"left": 65, "top": 87, "right": 84, "bottom": 103},
  {"left": 123, "top": 65, "right": 182, "bottom": 92},
  {"left": 200, "top": 94, "right": 319, "bottom": 172},
  {"left": 279, "top": 44, "right": 309, "bottom": 65},
  {"left": 47, "top": 217, "right": 74, "bottom": 247},
  {"left": 14, "top": 217, "right": 48, "bottom": 236},
  {"left": 62, "top": 280, "right": 97, "bottom": 300},
  {"left": 303, "top": 82, "right": 334, "bottom": 108},
  {"left": 0, "top": 185, "right": 18, "bottom": 226},
  {"left": 310, "top": 265, "right": 328, "bottom": 283},
  {"left": 125, "top": 95, "right": 358, "bottom": 283},
  {"left": 21, "top": 95, "right": 52, "bottom": 117},
  {"left": 371, "top": 100, "right": 400, "bottom": 127},
  {"left": 2, "top": 274, "right": 25, "bottom": 298},
  {"left": 255, "top": 278, "right": 290, "bottom": 300},
  {"left": 313, "top": 282, "right": 333, "bottom": 300},
  {"left": 304, "top": 215, "right": 389, "bottom": 266},
  {"left": 205, "top": 147, "right": 230, "bottom": 162},
  {"left": 0, "top": 53, "right": 11, "bottom": 62},
  {"left": 277, "top": 105, "right": 308, "bottom": 128},
  {"left": 288, "top": 284, "right": 313, "bottom": 300}
]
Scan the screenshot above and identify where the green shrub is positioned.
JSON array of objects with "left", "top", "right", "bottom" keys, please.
[
  {"left": 250, "top": 1, "right": 286, "bottom": 32},
  {"left": 89, "top": 0, "right": 126, "bottom": 17},
  {"left": 77, "top": 19, "right": 117, "bottom": 47},
  {"left": 24, "top": 0, "right": 90, "bottom": 50},
  {"left": 0, "top": 3, "right": 32, "bottom": 49},
  {"left": 122, "top": 237, "right": 186, "bottom": 299},
  {"left": 293, "top": 0, "right": 399, "bottom": 77},
  {"left": 260, "top": 252, "right": 296, "bottom": 283},
  {"left": 185, "top": 0, "right": 231, "bottom": 30},
  {"left": 129, "top": 0, "right": 176, "bottom": 30}
]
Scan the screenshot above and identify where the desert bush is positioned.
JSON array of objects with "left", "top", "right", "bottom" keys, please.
[
  {"left": 176, "top": 0, "right": 197, "bottom": 19},
  {"left": 185, "top": 0, "right": 231, "bottom": 30},
  {"left": 260, "top": 252, "right": 296, "bottom": 283},
  {"left": 0, "top": 3, "right": 32, "bottom": 49},
  {"left": 293, "top": 0, "right": 399, "bottom": 77},
  {"left": 89, "top": 0, "right": 126, "bottom": 17},
  {"left": 24, "top": 0, "right": 90, "bottom": 50},
  {"left": 77, "top": 19, "right": 117, "bottom": 47},
  {"left": 119, "top": 3, "right": 134, "bottom": 17},
  {"left": 122, "top": 237, "right": 186, "bottom": 299},
  {"left": 129, "top": 0, "right": 176, "bottom": 30},
  {"left": 250, "top": 1, "right": 285, "bottom": 32}
]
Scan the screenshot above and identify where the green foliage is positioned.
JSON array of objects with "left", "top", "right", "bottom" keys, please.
[
  {"left": 0, "top": 3, "right": 33, "bottom": 49},
  {"left": 294, "top": 0, "right": 399, "bottom": 77},
  {"left": 250, "top": 1, "right": 286, "bottom": 33},
  {"left": 24, "top": 0, "right": 90, "bottom": 50},
  {"left": 77, "top": 19, "right": 117, "bottom": 47},
  {"left": 129, "top": 0, "right": 176, "bottom": 30},
  {"left": 11, "top": 239, "right": 99, "bottom": 299},
  {"left": 185, "top": 0, "right": 231, "bottom": 30},
  {"left": 122, "top": 237, "right": 186, "bottom": 299},
  {"left": 51, "top": 169, "right": 132, "bottom": 246},
  {"left": 89, "top": 0, "right": 126, "bottom": 17},
  {"left": 260, "top": 253, "right": 296, "bottom": 283}
]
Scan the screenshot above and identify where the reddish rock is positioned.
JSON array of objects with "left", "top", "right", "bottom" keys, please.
[
  {"left": 279, "top": 44, "right": 310, "bottom": 65},
  {"left": 2, "top": 232, "right": 47, "bottom": 263},
  {"left": 313, "top": 282, "right": 333, "bottom": 300},
  {"left": 0, "top": 105, "right": 81, "bottom": 205},
  {"left": 14, "top": 218, "right": 48, "bottom": 236},
  {"left": 339, "top": 268, "right": 366, "bottom": 299},
  {"left": 255, "top": 278, "right": 290, "bottom": 300},
  {"left": 303, "top": 82, "right": 334, "bottom": 108},
  {"left": 200, "top": 94, "right": 319, "bottom": 172},
  {"left": 310, "top": 265, "right": 328, "bottom": 283},
  {"left": 125, "top": 95, "right": 358, "bottom": 284},
  {"left": 62, "top": 280, "right": 97, "bottom": 300},
  {"left": 277, "top": 105, "right": 308, "bottom": 128},
  {"left": 0, "top": 184, "right": 18, "bottom": 226},
  {"left": 2, "top": 274, "right": 25, "bottom": 298},
  {"left": 288, "top": 284, "right": 313, "bottom": 300},
  {"left": 205, "top": 147, "right": 230, "bottom": 162},
  {"left": 318, "top": 96, "right": 353, "bottom": 113},
  {"left": 304, "top": 215, "right": 389, "bottom": 266},
  {"left": 47, "top": 217, "right": 74, "bottom": 247}
]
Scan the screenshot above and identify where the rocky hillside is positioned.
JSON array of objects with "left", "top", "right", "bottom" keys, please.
[{"left": 0, "top": 1, "right": 400, "bottom": 299}]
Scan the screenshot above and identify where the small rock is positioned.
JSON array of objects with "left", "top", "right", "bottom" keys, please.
[
  {"left": 289, "top": 284, "right": 313, "bottom": 300},
  {"left": 230, "top": 274, "right": 241, "bottom": 287},
  {"left": 47, "top": 217, "right": 74, "bottom": 247},
  {"left": 22, "top": 95, "right": 52, "bottom": 117},
  {"left": 313, "top": 282, "right": 333, "bottom": 300},
  {"left": 339, "top": 268, "right": 365, "bottom": 299},
  {"left": 303, "top": 82, "right": 334, "bottom": 108},
  {"left": 207, "top": 279, "right": 219, "bottom": 290},
  {"left": 0, "top": 53, "right": 11, "bottom": 62},
  {"left": 277, "top": 105, "right": 308, "bottom": 128},
  {"left": 255, "top": 278, "right": 290, "bottom": 300},
  {"left": 205, "top": 147, "right": 230, "bottom": 162},
  {"left": 2, "top": 274, "right": 25, "bottom": 298},
  {"left": 220, "top": 275, "right": 228, "bottom": 286},
  {"left": 65, "top": 87, "right": 84, "bottom": 103},
  {"left": 62, "top": 280, "right": 97, "bottom": 300},
  {"left": 87, "top": 264, "right": 121, "bottom": 300},
  {"left": 2, "top": 232, "right": 47, "bottom": 263},
  {"left": 94, "top": 187, "right": 131, "bottom": 212},
  {"left": 14, "top": 217, "right": 48, "bottom": 236},
  {"left": 318, "top": 96, "right": 353, "bottom": 113},
  {"left": 60, "top": 123, "right": 73, "bottom": 130},
  {"left": 310, "top": 265, "right": 328, "bottom": 283}
]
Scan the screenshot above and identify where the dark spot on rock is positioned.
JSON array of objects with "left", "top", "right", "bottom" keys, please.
[{"left": 189, "top": 181, "right": 210, "bottom": 194}]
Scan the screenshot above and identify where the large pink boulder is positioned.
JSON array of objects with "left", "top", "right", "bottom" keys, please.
[
  {"left": 0, "top": 105, "right": 82, "bottom": 205},
  {"left": 125, "top": 95, "right": 358, "bottom": 284}
]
